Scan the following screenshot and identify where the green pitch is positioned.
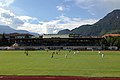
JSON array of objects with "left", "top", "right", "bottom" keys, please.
[{"left": 0, "top": 50, "right": 120, "bottom": 77}]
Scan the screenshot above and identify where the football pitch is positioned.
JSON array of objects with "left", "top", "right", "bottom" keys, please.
[{"left": 0, "top": 50, "right": 120, "bottom": 77}]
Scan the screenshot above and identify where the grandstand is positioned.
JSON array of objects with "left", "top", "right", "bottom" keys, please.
[
  {"left": 13, "top": 34, "right": 104, "bottom": 50},
  {"left": 0, "top": 33, "right": 104, "bottom": 50}
]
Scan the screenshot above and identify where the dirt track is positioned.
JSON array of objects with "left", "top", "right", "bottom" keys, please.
[{"left": 0, "top": 76, "right": 120, "bottom": 80}]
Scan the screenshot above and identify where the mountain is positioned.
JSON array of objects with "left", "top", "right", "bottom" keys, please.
[
  {"left": 58, "top": 29, "right": 71, "bottom": 34},
  {"left": 0, "top": 25, "right": 38, "bottom": 35},
  {"left": 0, "top": 25, "right": 28, "bottom": 34},
  {"left": 58, "top": 9, "right": 120, "bottom": 36}
]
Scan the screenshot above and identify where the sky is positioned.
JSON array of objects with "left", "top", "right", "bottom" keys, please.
[{"left": 0, "top": 0, "right": 120, "bottom": 34}]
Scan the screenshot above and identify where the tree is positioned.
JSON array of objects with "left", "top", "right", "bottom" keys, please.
[
  {"left": 0, "top": 33, "right": 10, "bottom": 46},
  {"left": 103, "top": 36, "right": 120, "bottom": 49}
]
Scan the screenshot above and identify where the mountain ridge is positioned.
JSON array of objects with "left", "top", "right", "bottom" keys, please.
[
  {"left": 0, "top": 25, "right": 38, "bottom": 35},
  {"left": 58, "top": 9, "right": 120, "bottom": 36}
]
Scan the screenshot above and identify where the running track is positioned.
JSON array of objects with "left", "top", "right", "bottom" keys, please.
[{"left": 0, "top": 76, "right": 120, "bottom": 80}]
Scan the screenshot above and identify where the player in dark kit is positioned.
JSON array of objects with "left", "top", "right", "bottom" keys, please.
[{"left": 51, "top": 52, "right": 55, "bottom": 58}]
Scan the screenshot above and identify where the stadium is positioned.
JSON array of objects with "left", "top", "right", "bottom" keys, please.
[{"left": 0, "top": 33, "right": 120, "bottom": 80}]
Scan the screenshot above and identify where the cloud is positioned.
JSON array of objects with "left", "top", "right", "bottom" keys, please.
[
  {"left": 74, "top": 0, "right": 95, "bottom": 9},
  {"left": 56, "top": 15, "right": 97, "bottom": 30},
  {"left": 73, "top": 0, "right": 120, "bottom": 15},
  {"left": 17, "top": 15, "right": 97, "bottom": 34},
  {"left": 17, "top": 16, "right": 39, "bottom": 24},
  {"left": 56, "top": 4, "right": 70, "bottom": 12},
  {"left": 1, "top": 13, "right": 14, "bottom": 18},
  {"left": 101, "top": 0, "right": 120, "bottom": 10},
  {"left": 74, "top": 0, "right": 120, "bottom": 8},
  {"left": 11, "top": 18, "right": 24, "bottom": 25},
  {"left": 0, "top": 7, "right": 24, "bottom": 28},
  {"left": 56, "top": 5, "right": 65, "bottom": 11},
  {"left": 17, "top": 16, "right": 37, "bottom": 21},
  {"left": 0, "top": 0, "right": 98, "bottom": 34},
  {"left": 0, "top": 0, "right": 14, "bottom": 7},
  {"left": 17, "top": 23, "right": 48, "bottom": 34},
  {"left": 0, "top": 5, "right": 98, "bottom": 34},
  {"left": 1, "top": 0, "right": 120, "bottom": 35}
]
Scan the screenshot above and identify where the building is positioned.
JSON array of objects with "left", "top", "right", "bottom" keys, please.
[
  {"left": 0, "top": 33, "right": 104, "bottom": 50},
  {"left": 0, "top": 33, "right": 33, "bottom": 46}
]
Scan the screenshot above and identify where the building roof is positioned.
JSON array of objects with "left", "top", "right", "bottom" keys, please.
[
  {"left": 9, "top": 33, "right": 33, "bottom": 36},
  {"left": 102, "top": 34, "right": 120, "bottom": 37}
]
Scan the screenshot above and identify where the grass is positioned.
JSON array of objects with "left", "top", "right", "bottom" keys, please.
[{"left": 0, "top": 50, "right": 120, "bottom": 77}]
